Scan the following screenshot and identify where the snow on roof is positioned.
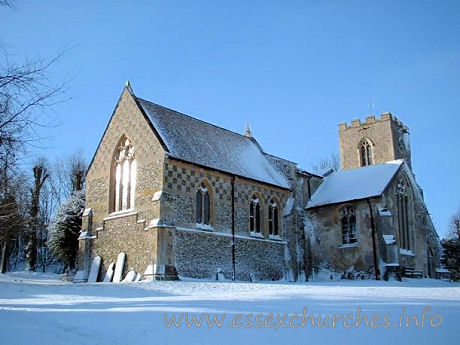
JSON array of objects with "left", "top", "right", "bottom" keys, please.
[
  {"left": 306, "top": 160, "right": 403, "bottom": 209},
  {"left": 137, "top": 98, "right": 289, "bottom": 189}
]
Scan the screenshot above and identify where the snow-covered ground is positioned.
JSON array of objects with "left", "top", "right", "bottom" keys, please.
[{"left": 0, "top": 273, "right": 459, "bottom": 345}]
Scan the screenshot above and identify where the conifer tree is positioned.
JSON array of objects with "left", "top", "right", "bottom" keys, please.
[{"left": 48, "top": 190, "right": 85, "bottom": 271}]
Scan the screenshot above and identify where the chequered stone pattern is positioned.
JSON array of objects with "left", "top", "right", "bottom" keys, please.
[
  {"left": 164, "top": 161, "right": 286, "bottom": 207},
  {"left": 163, "top": 159, "right": 289, "bottom": 237},
  {"left": 164, "top": 163, "right": 231, "bottom": 202}
]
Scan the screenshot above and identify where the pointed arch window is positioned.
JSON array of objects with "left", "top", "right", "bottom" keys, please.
[
  {"left": 268, "top": 198, "right": 279, "bottom": 237},
  {"left": 196, "top": 182, "right": 210, "bottom": 226},
  {"left": 340, "top": 205, "right": 357, "bottom": 245},
  {"left": 397, "top": 179, "right": 411, "bottom": 251},
  {"left": 360, "top": 139, "right": 373, "bottom": 166},
  {"left": 249, "top": 195, "right": 261, "bottom": 233},
  {"left": 112, "top": 137, "right": 136, "bottom": 212}
]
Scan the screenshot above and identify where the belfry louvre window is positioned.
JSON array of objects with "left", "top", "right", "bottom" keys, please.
[
  {"left": 268, "top": 198, "right": 279, "bottom": 236},
  {"left": 249, "top": 195, "right": 261, "bottom": 233},
  {"left": 360, "top": 139, "right": 373, "bottom": 166},
  {"left": 340, "top": 205, "right": 357, "bottom": 245},
  {"left": 196, "top": 183, "right": 210, "bottom": 225},
  {"left": 112, "top": 138, "right": 136, "bottom": 212},
  {"left": 397, "top": 180, "right": 411, "bottom": 250}
]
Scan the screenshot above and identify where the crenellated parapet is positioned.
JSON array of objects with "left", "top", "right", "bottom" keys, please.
[{"left": 338, "top": 112, "right": 409, "bottom": 133}]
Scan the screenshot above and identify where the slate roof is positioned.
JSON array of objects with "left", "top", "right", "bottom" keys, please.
[
  {"left": 136, "top": 97, "right": 290, "bottom": 189},
  {"left": 306, "top": 160, "right": 403, "bottom": 209}
]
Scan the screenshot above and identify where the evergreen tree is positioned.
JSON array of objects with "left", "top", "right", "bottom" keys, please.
[
  {"left": 48, "top": 190, "right": 85, "bottom": 271},
  {"left": 441, "top": 238, "right": 460, "bottom": 281}
]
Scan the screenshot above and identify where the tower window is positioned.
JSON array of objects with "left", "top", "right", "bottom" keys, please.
[
  {"left": 196, "top": 182, "right": 210, "bottom": 226},
  {"left": 340, "top": 205, "right": 357, "bottom": 245},
  {"left": 360, "top": 139, "right": 373, "bottom": 166},
  {"left": 249, "top": 195, "right": 261, "bottom": 233},
  {"left": 268, "top": 198, "right": 279, "bottom": 237},
  {"left": 112, "top": 138, "right": 136, "bottom": 212}
]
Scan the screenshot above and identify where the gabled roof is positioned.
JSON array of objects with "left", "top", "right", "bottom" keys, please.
[
  {"left": 135, "top": 96, "right": 289, "bottom": 189},
  {"left": 306, "top": 160, "right": 404, "bottom": 209}
]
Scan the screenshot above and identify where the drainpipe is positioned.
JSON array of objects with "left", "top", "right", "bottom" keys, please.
[
  {"left": 367, "top": 198, "right": 380, "bottom": 280},
  {"left": 231, "top": 176, "right": 236, "bottom": 281}
]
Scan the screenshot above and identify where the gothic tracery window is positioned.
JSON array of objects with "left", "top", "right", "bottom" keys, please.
[
  {"left": 249, "top": 195, "right": 261, "bottom": 233},
  {"left": 360, "top": 139, "right": 373, "bottom": 167},
  {"left": 196, "top": 182, "right": 210, "bottom": 226},
  {"left": 112, "top": 137, "right": 136, "bottom": 212},
  {"left": 340, "top": 205, "right": 357, "bottom": 245},
  {"left": 268, "top": 198, "right": 279, "bottom": 237},
  {"left": 397, "top": 179, "right": 411, "bottom": 251}
]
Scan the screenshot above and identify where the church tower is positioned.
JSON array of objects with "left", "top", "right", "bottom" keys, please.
[{"left": 338, "top": 112, "right": 412, "bottom": 170}]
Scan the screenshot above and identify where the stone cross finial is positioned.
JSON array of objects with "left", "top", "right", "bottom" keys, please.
[
  {"left": 125, "top": 80, "right": 134, "bottom": 95},
  {"left": 244, "top": 123, "right": 252, "bottom": 138}
]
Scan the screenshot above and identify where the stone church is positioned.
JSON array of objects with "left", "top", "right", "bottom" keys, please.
[{"left": 76, "top": 83, "right": 440, "bottom": 282}]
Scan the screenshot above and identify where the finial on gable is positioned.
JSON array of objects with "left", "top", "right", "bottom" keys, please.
[
  {"left": 125, "top": 80, "right": 134, "bottom": 95},
  {"left": 244, "top": 123, "right": 252, "bottom": 138}
]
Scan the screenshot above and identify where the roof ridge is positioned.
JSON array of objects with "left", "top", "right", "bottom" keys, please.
[
  {"left": 330, "top": 159, "right": 404, "bottom": 175},
  {"left": 136, "top": 97, "right": 255, "bottom": 143}
]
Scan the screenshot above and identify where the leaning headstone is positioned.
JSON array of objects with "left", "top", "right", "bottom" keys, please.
[
  {"left": 103, "top": 262, "right": 115, "bottom": 282},
  {"left": 123, "top": 270, "right": 137, "bottom": 283},
  {"left": 87, "top": 256, "right": 102, "bottom": 283},
  {"left": 74, "top": 270, "right": 87, "bottom": 283},
  {"left": 113, "top": 253, "right": 126, "bottom": 283}
]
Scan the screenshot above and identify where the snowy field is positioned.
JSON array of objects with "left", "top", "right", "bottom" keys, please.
[{"left": 0, "top": 273, "right": 459, "bottom": 345}]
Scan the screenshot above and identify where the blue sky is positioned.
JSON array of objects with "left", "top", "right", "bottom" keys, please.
[{"left": 1, "top": 1, "right": 459, "bottom": 237}]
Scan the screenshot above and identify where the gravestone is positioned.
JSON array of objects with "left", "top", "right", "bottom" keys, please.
[
  {"left": 113, "top": 253, "right": 126, "bottom": 283},
  {"left": 87, "top": 256, "right": 101, "bottom": 283},
  {"left": 103, "top": 262, "right": 115, "bottom": 282},
  {"left": 123, "top": 270, "right": 137, "bottom": 282}
]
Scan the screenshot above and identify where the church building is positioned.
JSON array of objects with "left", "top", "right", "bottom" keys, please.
[{"left": 76, "top": 83, "right": 440, "bottom": 282}]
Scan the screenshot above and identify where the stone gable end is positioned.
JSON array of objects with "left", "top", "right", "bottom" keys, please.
[{"left": 85, "top": 88, "right": 166, "bottom": 276}]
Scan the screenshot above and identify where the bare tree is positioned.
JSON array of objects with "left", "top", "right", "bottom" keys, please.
[
  {"left": 0, "top": 1, "right": 14, "bottom": 7},
  {"left": 1, "top": 3, "right": 68, "bottom": 168},
  {"left": 447, "top": 208, "right": 460, "bottom": 239},
  {"left": 0, "top": 51, "right": 67, "bottom": 166},
  {"left": 0, "top": 194, "right": 23, "bottom": 272},
  {"left": 312, "top": 152, "right": 340, "bottom": 174},
  {"left": 25, "top": 158, "right": 49, "bottom": 271},
  {"left": 50, "top": 151, "right": 86, "bottom": 205},
  {"left": 0, "top": 167, "right": 27, "bottom": 273}
]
